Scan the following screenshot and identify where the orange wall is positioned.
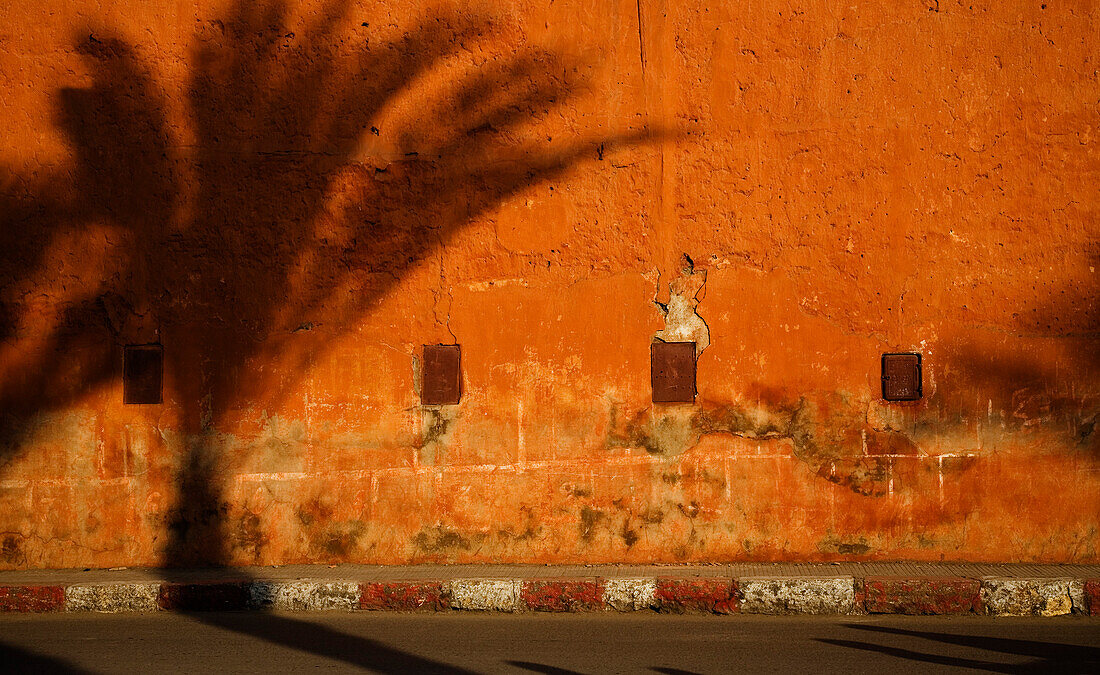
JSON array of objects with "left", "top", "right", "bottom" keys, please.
[{"left": 0, "top": 0, "right": 1097, "bottom": 569}]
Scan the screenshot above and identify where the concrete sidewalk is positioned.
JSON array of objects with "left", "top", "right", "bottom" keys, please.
[{"left": 1, "top": 562, "right": 1097, "bottom": 617}]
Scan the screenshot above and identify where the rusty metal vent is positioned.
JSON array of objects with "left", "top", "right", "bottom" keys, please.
[
  {"left": 422, "top": 344, "right": 461, "bottom": 405},
  {"left": 881, "top": 353, "right": 922, "bottom": 401},
  {"left": 651, "top": 341, "right": 696, "bottom": 403},
  {"left": 123, "top": 344, "right": 163, "bottom": 405}
]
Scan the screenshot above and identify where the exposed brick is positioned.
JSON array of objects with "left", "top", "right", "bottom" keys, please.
[
  {"left": 521, "top": 580, "right": 603, "bottom": 612},
  {"left": 655, "top": 578, "right": 739, "bottom": 614},
  {"left": 158, "top": 581, "right": 252, "bottom": 611},
  {"left": 359, "top": 582, "right": 449, "bottom": 611},
  {"left": 0, "top": 585, "right": 65, "bottom": 612},
  {"left": 863, "top": 577, "right": 981, "bottom": 615},
  {"left": 1085, "top": 580, "right": 1100, "bottom": 616}
]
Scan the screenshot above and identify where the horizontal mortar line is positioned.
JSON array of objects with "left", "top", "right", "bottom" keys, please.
[
  {"left": 234, "top": 472, "right": 311, "bottom": 483},
  {"left": 26, "top": 571, "right": 1100, "bottom": 585},
  {"left": 328, "top": 455, "right": 667, "bottom": 477},
  {"left": 232, "top": 451, "right": 985, "bottom": 482},
  {"left": 0, "top": 477, "right": 136, "bottom": 489},
  {"left": 3, "top": 449, "right": 992, "bottom": 489}
]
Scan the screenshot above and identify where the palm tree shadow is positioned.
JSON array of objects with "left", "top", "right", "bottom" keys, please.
[
  {"left": 0, "top": 0, "right": 659, "bottom": 566},
  {"left": 0, "top": 641, "right": 90, "bottom": 674},
  {"left": 507, "top": 660, "right": 588, "bottom": 674},
  {"left": 150, "top": 0, "right": 658, "bottom": 570},
  {"left": 1, "top": 0, "right": 662, "bottom": 665},
  {"left": 844, "top": 623, "right": 1100, "bottom": 662},
  {"left": 817, "top": 638, "right": 1021, "bottom": 673},
  {"left": 817, "top": 623, "right": 1100, "bottom": 673},
  {"left": 191, "top": 611, "right": 477, "bottom": 674},
  {"left": 934, "top": 248, "right": 1099, "bottom": 461}
]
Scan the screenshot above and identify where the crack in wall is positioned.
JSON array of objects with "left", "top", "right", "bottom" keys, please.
[{"left": 433, "top": 230, "right": 458, "bottom": 344}]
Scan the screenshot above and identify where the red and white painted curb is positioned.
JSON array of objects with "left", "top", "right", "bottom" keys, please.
[{"left": 1, "top": 576, "right": 1097, "bottom": 616}]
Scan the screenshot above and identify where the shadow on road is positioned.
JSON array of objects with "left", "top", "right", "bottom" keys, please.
[
  {"left": 190, "top": 612, "right": 476, "bottom": 674},
  {"left": 817, "top": 623, "right": 1100, "bottom": 673},
  {"left": 507, "top": 660, "right": 587, "bottom": 674},
  {"left": 0, "top": 641, "right": 89, "bottom": 674}
]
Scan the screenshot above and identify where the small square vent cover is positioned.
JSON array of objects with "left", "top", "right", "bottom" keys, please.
[
  {"left": 881, "top": 352, "right": 922, "bottom": 402},
  {"left": 123, "top": 344, "right": 163, "bottom": 405},
  {"left": 651, "top": 341, "right": 696, "bottom": 403},
  {"left": 422, "top": 344, "right": 461, "bottom": 406}
]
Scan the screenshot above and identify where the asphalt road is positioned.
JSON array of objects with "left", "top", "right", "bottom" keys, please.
[{"left": 0, "top": 612, "right": 1096, "bottom": 674}]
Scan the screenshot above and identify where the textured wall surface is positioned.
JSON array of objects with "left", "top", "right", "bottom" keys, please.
[{"left": 0, "top": 0, "right": 1097, "bottom": 570}]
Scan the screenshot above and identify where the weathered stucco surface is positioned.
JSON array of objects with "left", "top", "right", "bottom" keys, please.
[{"left": 0, "top": 0, "right": 1097, "bottom": 569}]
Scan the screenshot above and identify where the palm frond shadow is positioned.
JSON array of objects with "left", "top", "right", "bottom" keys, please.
[{"left": 0, "top": 0, "right": 663, "bottom": 570}]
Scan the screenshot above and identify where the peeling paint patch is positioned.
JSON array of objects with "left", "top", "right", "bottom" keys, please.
[{"left": 654, "top": 255, "right": 710, "bottom": 355}]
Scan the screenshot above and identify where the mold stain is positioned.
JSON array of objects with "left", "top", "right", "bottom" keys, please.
[
  {"left": 621, "top": 520, "right": 639, "bottom": 548},
  {"left": 320, "top": 520, "right": 366, "bottom": 558},
  {"left": 677, "top": 501, "right": 700, "bottom": 519},
  {"left": 418, "top": 407, "right": 457, "bottom": 466},
  {"left": 413, "top": 524, "right": 472, "bottom": 553},
  {"left": 294, "top": 497, "right": 368, "bottom": 559},
  {"left": 612, "top": 392, "right": 923, "bottom": 496},
  {"left": 498, "top": 505, "right": 541, "bottom": 544},
  {"left": 818, "top": 534, "right": 872, "bottom": 556},
  {"left": 421, "top": 408, "right": 453, "bottom": 447},
  {"left": 235, "top": 511, "right": 266, "bottom": 561},
  {"left": 0, "top": 533, "right": 24, "bottom": 565},
  {"left": 248, "top": 414, "right": 307, "bottom": 473},
  {"left": 579, "top": 507, "right": 604, "bottom": 543}
]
